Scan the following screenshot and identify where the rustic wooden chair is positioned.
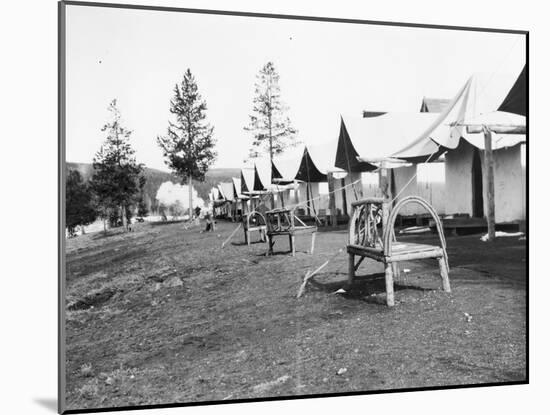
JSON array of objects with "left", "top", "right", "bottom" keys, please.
[
  {"left": 347, "top": 196, "right": 450, "bottom": 306},
  {"left": 242, "top": 210, "right": 267, "bottom": 245},
  {"left": 265, "top": 207, "right": 317, "bottom": 256}
]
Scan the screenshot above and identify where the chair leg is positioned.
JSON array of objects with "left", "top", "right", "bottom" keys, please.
[
  {"left": 392, "top": 262, "right": 400, "bottom": 280},
  {"left": 348, "top": 253, "right": 355, "bottom": 288},
  {"left": 291, "top": 235, "right": 296, "bottom": 257},
  {"left": 245, "top": 230, "right": 249, "bottom": 246},
  {"left": 310, "top": 232, "right": 316, "bottom": 254},
  {"left": 265, "top": 235, "right": 271, "bottom": 256},
  {"left": 438, "top": 256, "right": 451, "bottom": 292},
  {"left": 384, "top": 262, "right": 395, "bottom": 307}
]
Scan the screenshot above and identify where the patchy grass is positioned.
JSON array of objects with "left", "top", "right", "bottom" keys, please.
[{"left": 64, "top": 220, "right": 526, "bottom": 410}]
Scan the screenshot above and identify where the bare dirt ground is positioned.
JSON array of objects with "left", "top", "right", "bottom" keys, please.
[{"left": 64, "top": 220, "right": 526, "bottom": 410}]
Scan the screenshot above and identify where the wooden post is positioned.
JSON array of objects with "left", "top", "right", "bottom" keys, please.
[
  {"left": 438, "top": 256, "right": 451, "bottom": 292},
  {"left": 328, "top": 172, "right": 337, "bottom": 228},
  {"left": 341, "top": 178, "right": 348, "bottom": 216},
  {"left": 348, "top": 253, "right": 355, "bottom": 287},
  {"left": 483, "top": 127, "right": 496, "bottom": 241},
  {"left": 384, "top": 262, "right": 395, "bottom": 307}
]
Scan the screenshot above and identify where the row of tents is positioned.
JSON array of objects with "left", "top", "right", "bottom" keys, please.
[{"left": 210, "top": 66, "right": 526, "bottom": 230}]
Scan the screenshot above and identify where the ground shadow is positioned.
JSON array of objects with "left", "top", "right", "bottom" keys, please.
[
  {"left": 256, "top": 249, "right": 312, "bottom": 257},
  {"left": 309, "top": 272, "right": 434, "bottom": 300},
  {"left": 34, "top": 398, "right": 57, "bottom": 413},
  {"left": 231, "top": 240, "right": 265, "bottom": 246}
]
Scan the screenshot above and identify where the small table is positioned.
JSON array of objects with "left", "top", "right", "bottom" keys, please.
[{"left": 265, "top": 208, "right": 317, "bottom": 256}]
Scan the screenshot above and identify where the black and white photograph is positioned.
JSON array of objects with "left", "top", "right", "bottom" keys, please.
[{"left": 59, "top": 1, "right": 527, "bottom": 413}]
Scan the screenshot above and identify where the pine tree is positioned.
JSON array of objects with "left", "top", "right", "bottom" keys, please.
[
  {"left": 245, "top": 62, "right": 299, "bottom": 161},
  {"left": 90, "top": 99, "right": 144, "bottom": 232},
  {"left": 137, "top": 176, "right": 149, "bottom": 219},
  {"left": 66, "top": 169, "right": 97, "bottom": 237},
  {"left": 157, "top": 69, "right": 216, "bottom": 219}
]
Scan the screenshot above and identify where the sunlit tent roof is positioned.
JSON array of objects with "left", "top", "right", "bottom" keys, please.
[
  {"left": 497, "top": 65, "right": 526, "bottom": 116},
  {"left": 392, "top": 70, "right": 526, "bottom": 157},
  {"left": 272, "top": 145, "right": 305, "bottom": 184},
  {"left": 419, "top": 97, "right": 452, "bottom": 113},
  {"left": 231, "top": 177, "right": 247, "bottom": 200},
  {"left": 335, "top": 114, "right": 443, "bottom": 172},
  {"left": 218, "top": 182, "right": 235, "bottom": 202},
  {"left": 240, "top": 167, "right": 255, "bottom": 194},
  {"left": 300, "top": 140, "right": 343, "bottom": 180}
]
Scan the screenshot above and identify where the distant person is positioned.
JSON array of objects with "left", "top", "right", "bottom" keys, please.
[
  {"left": 204, "top": 211, "right": 215, "bottom": 232},
  {"left": 195, "top": 206, "right": 202, "bottom": 218}
]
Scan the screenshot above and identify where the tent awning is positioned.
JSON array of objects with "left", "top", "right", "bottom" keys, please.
[
  {"left": 392, "top": 69, "right": 526, "bottom": 157},
  {"left": 336, "top": 113, "right": 443, "bottom": 171}
]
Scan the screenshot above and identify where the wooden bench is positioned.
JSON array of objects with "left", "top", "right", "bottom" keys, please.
[
  {"left": 242, "top": 211, "right": 267, "bottom": 245},
  {"left": 265, "top": 207, "right": 317, "bottom": 256},
  {"left": 347, "top": 196, "right": 450, "bottom": 306}
]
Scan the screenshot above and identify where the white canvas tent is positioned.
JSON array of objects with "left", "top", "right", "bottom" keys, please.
[
  {"left": 392, "top": 70, "right": 527, "bottom": 226},
  {"left": 334, "top": 113, "right": 445, "bottom": 216}
]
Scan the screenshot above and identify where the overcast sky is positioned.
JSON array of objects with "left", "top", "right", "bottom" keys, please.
[{"left": 65, "top": 5, "right": 525, "bottom": 171}]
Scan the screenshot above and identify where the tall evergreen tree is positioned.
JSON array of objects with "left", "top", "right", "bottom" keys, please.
[
  {"left": 245, "top": 61, "right": 299, "bottom": 161},
  {"left": 66, "top": 169, "right": 97, "bottom": 237},
  {"left": 137, "top": 176, "right": 149, "bottom": 219},
  {"left": 90, "top": 99, "right": 144, "bottom": 232},
  {"left": 157, "top": 69, "right": 216, "bottom": 219}
]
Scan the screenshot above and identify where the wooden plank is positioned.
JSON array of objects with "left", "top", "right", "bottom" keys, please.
[
  {"left": 351, "top": 197, "right": 387, "bottom": 207},
  {"left": 467, "top": 124, "right": 525, "bottom": 134},
  {"left": 386, "top": 249, "right": 443, "bottom": 262}
]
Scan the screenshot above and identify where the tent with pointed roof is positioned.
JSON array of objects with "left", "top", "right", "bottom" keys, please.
[
  {"left": 335, "top": 114, "right": 444, "bottom": 172},
  {"left": 272, "top": 145, "right": 304, "bottom": 184},
  {"left": 240, "top": 167, "right": 256, "bottom": 195},
  {"left": 391, "top": 70, "right": 526, "bottom": 224},
  {"left": 392, "top": 71, "right": 525, "bottom": 158}
]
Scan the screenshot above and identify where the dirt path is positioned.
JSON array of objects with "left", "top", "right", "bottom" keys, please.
[{"left": 64, "top": 221, "right": 526, "bottom": 410}]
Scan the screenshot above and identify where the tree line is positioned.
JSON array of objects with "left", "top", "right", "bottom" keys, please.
[{"left": 66, "top": 62, "right": 299, "bottom": 236}]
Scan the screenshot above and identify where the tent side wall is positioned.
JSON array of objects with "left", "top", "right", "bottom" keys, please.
[
  {"left": 416, "top": 163, "right": 446, "bottom": 214},
  {"left": 445, "top": 141, "right": 525, "bottom": 223},
  {"left": 445, "top": 142, "right": 476, "bottom": 218},
  {"left": 391, "top": 166, "right": 419, "bottom": 216},
  {"left": 485, "top": 144, "right": 525, "bottom": 223}
]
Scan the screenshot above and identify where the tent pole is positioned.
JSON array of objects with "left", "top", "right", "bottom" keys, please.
[
  {"left": 328, "top": 172, "right": 337, "bottom": 228},
  {"left": 483, "top": 126, "right": 496, "bottom": 241}
]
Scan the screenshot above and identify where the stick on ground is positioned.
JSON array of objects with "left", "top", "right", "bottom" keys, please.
[{"left": 221, "top": 223, "right": 242, "bottom": 249}]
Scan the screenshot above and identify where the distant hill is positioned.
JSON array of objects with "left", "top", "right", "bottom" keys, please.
[{"left": 66, "top": 162, "right": 240, "bottom": 210}]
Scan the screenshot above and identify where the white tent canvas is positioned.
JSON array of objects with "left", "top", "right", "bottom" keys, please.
[
  {"left": 392, "top": 71, "right": 526, "bottom": 158},
  {"left": 391, "top": 69, "right": 526, "bottom": 223}
]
